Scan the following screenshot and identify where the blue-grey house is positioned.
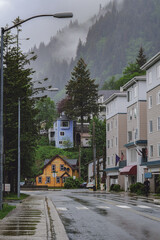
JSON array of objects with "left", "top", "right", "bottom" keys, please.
[{"left": 54, "top": 114, "right": 74, "bottom": 149}]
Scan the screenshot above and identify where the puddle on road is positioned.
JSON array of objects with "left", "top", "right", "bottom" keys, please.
[
  {"left": 2, "top": 230, "right": 35, "bottom": 236},
  {"left": 94, "top": 208, "right": 108, "bottom": 216}
]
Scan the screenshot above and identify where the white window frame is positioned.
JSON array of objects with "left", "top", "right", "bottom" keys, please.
[
  {"left": 157, "top": 65, "right": 160, "bottom": 79},
  {"left": 52, "top": 164, "right": 56, "bottom": 172},
  {"left": 148, "top": 71, "right": 152, "bottom": 85},
  {"left": 129, "top": 109, "right": 132, "bottom": 120},
  {"left": 150, "top": 145, "right": 153, "bottom": 157},
  {"left": 61, "top": 121, "right": 69, "bottom": 128},
  {"left": 59, "top": 141, "right": 63, "bottom": 145},
  {"left": 157, "top": 91, "right": 160, "bottom": 105},
  {"left": 107, "top": 123, "right": 110, "bottom": 132},
  {"left": 60, "top": 131, "right": 65, "bottom": 136},
  {"left": 107, "top": 157, "right": 110, "bottom": 166},
  {"left": 157, "top": 117, "right": 160, "bottom": 131},
  {"left": 107, "top": 140, "right": 110, "bottom": 149},
  {"left": 134, "top": 85, "right": 137, "bottom": 98},
  {"left": 149, "top": 120, "right": 153, "bottom": 133},
  {"left": 134, "top": 107, "right": 137, "bottom": 118},
  {"left": 148, "top": 95, "right": 152, "bottom": 109},
  {"left": 157, "top": 143, "right": 160, "bottom": 157},
  {"left": 56, "top": 177, "right": 60, "bottom": 183}
]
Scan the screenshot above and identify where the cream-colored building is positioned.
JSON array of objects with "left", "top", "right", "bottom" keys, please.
[
  {"left": 104, "top": 92, "right": 127, "bottom": 191},
  {"left": 141, "top": 52, "right": 160, "bottom": 193},
  {"left": 121, "top": 76, "right": 147, "bottom": 191}
]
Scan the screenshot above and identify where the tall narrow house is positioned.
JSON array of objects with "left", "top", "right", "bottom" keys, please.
[{"left": 141, "top": 53, "right": 160, "bottom": 193}]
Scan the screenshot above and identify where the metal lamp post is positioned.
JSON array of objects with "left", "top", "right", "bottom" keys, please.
[{"left": 0, "top": 12, "right": 73, "bottom": 209}]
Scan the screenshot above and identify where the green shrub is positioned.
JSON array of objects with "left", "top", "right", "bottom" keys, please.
[
  {"left": 130, "top": 182, "right": 145, "bottom": 195},
  {"left": 64, "top": 177, "right": 83, "bottom": 189},
  {"left": 110, "top": 184, "right": 121, "bottom": 192}
]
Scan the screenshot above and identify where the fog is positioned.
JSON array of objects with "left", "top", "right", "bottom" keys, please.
[{"left": 0, "top": 0, "right": 112, "bottom": 52}]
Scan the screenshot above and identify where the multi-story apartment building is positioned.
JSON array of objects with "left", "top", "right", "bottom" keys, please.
[
  {"left": 121, "top": 76, "right": 147, "bottom": 191},
  {"left": 141, "top": 52, "right": 160, "bottom": 193},
  {"left": 104, "top": 92, "right": 127, "bottom": 191}
]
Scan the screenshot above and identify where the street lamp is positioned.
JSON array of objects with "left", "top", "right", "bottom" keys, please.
[{"left": 0, "top": 12, "right": 73, "bottom": 209}]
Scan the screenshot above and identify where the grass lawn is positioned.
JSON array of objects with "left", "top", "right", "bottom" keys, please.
[
  {"left": 0, "top": 204, "right": 16, "bottom": 219},
  {"left": 3, "top": 193, "right": 29, "bottom": 200},
  {"left": 0, "top": 193, "right": 29, "bottom": 219}
]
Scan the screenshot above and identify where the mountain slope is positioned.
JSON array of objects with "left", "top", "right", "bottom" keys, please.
[{"left": 31, "top": 0, "right": 160, "bottom": 97}]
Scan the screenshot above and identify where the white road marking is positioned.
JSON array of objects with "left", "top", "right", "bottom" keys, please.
[
  {"left": 116, "top": 205, "right": 131, "bottom": 209},
  {"left": 97, "top": 206, "right": 110, "bottom": 209},
  {"left": 76, "top": 207, "right": 88, "bottom": 210},
  {"left": 137, "top": 205, "right": 151, "bottom": 209},
  {"left": 56, "top": 207, "right": 67, "bottom": 211}
]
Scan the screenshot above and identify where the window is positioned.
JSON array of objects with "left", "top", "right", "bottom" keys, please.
[
  {"left": 61, "top": 121, "right": 69, "bottom": 128},
  {"left": 115, "top": 137, "right": 118, "bottom": 146},
  {"left": 129, "top": 109, "right": 132, "bottom": 120},
  {"left": 60, "top": 164, "right": 64, "bottom": 171},
  {"left": 157, "top": 65, "right": 160, "bottom": 79},
  {"left": 150, "top": 145, "right": 153, "bottom": 157},
  {"left": 148, "top": 96, "right": 152, "bottom": 109},
  {"left": 107, "top": 157, "right": 110, "bottom": 166},
  {"left": 111, "top": 139, "right": 113, "bottom": 148},
  {"left": 127, "top": 91, "right": 132, "bottom": 102},
  {"left": 157, "top": 92, "right": 160, "bottom": 105},
  {"left": 111, "top": 156, "right": 114, "bottom": 165},
  {"left": 46, "top": 177, "right": 50, "bottom": 183},
  {"left": 59, "top": 141, "right": 63, "bottom": 145},
  {"left": 106, "top": 106, "right": 109, "bottom": 115},
  {"left": 107, "top": 123, "right": 110, "bottom": 131},
  {"left": 148, "top": 71, "right": 152, "bottom": 84},
  {"left": 134, "top": 107, "right": 137, "bottom": 118},
  {"left": 107, "top": 140, "right": 110, "bottom": 149},
  {"left": 52, "top": 164, "right": 56, "bottom": 172},
  {"left": 157, "top": 117, "right": 160, "bottom": 131},
  {"left": 38, "top": 177, "right": 42, "bottom": 183},
  {"left": 60, "top": 131, "right": 65, "bottom": 136},
  {"left": 115, "top": 119, "right": 117, "bottom": 128},
  {"left": 50, "top": 132, "right": 54, "bottom": 138},
  {"left": 111, "top": 121, "right": 113, "bottom": 130},
  {"left": 134, "top": 129, "right": 138, "bottom": 140},
  {"left": 63, "top": 177, "right": 67, "bottom": 183},
  {"left": 128, "top": 131, "right": 132, "bottom": 142},
  {"left": 56, "top": 177, "right": 60, "bottom": 183},
  {"left": 134, "top": 86, "right": 137, "bottom": 98},
  {"left": 157, "top": 143, "right": 160, "bottom": 157},
  {"left": 149, "top": 120, "right": 153, "bottom": 133}
]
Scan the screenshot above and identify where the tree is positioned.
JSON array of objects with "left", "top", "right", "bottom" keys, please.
[
  {"left": 3, "top": 19, "right": 39, "bottom": 192},
  {"left": 35, "top": 97, "right": 57, "bottom": 130},
  {"left": 89, "top": 117, "right": 106, "bottom": 187},
  {"left": 64, "top": 58, "right": 99, "bottom": 132},
  {"left": 136, "top": 47, "right": 147, "bottom": 67}
]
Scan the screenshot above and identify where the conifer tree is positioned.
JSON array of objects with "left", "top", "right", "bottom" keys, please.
[
  {"left": 64, "top": 58, "right": 99, "bottom": 132},
  {"left": 3, "top": 20, "right": 38, "bottom": 191},
  {"left": 136, "top": 47, "right": 147, "bottom": 67}
]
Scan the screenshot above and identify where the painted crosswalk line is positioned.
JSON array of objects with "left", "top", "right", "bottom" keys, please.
[
  {"left": 116, "top": 205, "right": 131, "bottom": 209},
  {"left": 76, "top": 206, "right": 88, "bottom": 210},
  {"left": 56, "top": 207, "right": 67, "bottom": 211},
  {"left": 97, "top": 206, "right": 110, "bottom": 209},
  {"left": 137, "top": 205, "right": 151, "bottom": 209}
]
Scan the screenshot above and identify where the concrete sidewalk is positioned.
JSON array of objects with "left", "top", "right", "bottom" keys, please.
[{"left": 0, "top": 195, "right": 68, "bottom": 240}]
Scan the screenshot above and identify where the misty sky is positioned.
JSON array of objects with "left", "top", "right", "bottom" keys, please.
[{"left": 0, "top": 0, "right": 111, "bottom": 51}]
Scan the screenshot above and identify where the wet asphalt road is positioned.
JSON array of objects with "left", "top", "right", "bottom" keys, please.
[{"left": 32, "top": 190, "right": 160, "bottom": 240}]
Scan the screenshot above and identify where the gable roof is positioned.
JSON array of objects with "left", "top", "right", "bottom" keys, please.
[{"left": 43, "top": 154, "right": 78, "bottom": 170}]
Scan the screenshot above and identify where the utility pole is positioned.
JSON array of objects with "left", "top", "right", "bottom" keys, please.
[
  {"left": 79, "top": 144, "right": 81, "bottom": 178},
  {"left": 93, "top": 121, "right": 96, "bottom": 191}
]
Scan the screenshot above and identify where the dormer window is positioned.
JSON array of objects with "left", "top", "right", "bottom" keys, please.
[{"left": 61, "top": 121, "right": 69, "bottom": 128}]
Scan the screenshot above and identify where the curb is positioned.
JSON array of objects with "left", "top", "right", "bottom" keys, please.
[{"left": 47, "top": 197, "right": 69, "bottom": 240}]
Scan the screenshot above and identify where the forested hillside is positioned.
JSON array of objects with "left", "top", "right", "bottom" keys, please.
[{"left": 31, "top": 0, "right": 160, "bottom": 97}]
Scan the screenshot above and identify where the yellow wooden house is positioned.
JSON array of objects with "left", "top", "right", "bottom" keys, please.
[{"left": 36, "top": 155, "right": 79, "bottom": 187}]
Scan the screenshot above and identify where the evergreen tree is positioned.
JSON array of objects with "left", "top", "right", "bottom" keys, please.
[
  {"left": 64, "top": 58, "right": 99, "bottom": 132},
  {"left": 3, "top": 20, "right": 38, "bottom": 191},
  {"left": 136, "top": 47, "right": 147, "bottom": 67}
]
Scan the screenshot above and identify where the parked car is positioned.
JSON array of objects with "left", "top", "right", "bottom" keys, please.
[
  {"left": 80, "top": 182, "right": 87, "bottom": 188},
  {"left": 20, "top": 181, "right": 25, "bottom": 186},
  {"left": 86, "top": 182, "right": 94, "bottom": 189}
]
